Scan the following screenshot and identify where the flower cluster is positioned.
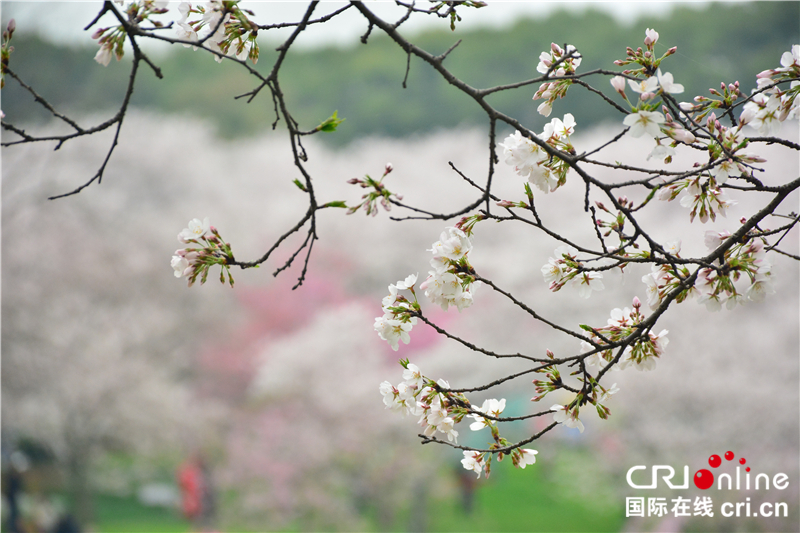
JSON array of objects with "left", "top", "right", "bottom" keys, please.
[
  {"left": 613, "top": 28, "right": 676, "bottom": 78},
  {"left": 640, "top": 233, "right": 775, "bottom": 312},
  {"left": 532, "top": 43, "right": 581, "bottom": 116},
  {"left": 580, "top": 297, "right": 668, "bottom": 372},
  {"left": 419, "top": 225, "right": 481, "bottom": 311},
  {"left": 639, "top": 240, "right": 697, "bottom": 310},
  {"left": 373, "top": 223, "right": 481, "bottom": 351},
  {"left": 550, "top": 403, "right": 585, "bottom": 433},
  {"left": 531, "top": 350, "right": 620, "bottom": 430},
  {"left": 379, "top": 361, "right": 466, "bottom": 443},
  {"left": 346, "top": 163, "right": 401, "bottom": 216},
  {"left": 541, "top": 245, "right": 604, "bottom": 299},
  {"left": 92, "top": 1, "right": 169, "bottom": 66},
  {"left": 593, "top": 196, "right": 643, "bottom": 253},
  {"left": 611, "top": 30, "right": 693, "bottom": 164},
  {"left": 176, "top": 1, "right": 259, "bottom": 64},
  {"left": 530, "top": 356, "right": 562, "bottom": 403},
  {"left": 498, "top": 114, "right": 577, "bottom": 194},
  {"left": 549, "top": 381, "right": 619, "bottom": 431},
  {"left": 380, "top": 361, "right": 536, "bottom": 479},
  {"left": 468, "top": 398, "right": 506, "bottom": 431},
  {"left": 461, "top": 447, "right": 538, "bottom": 480},
  {"left": 742, "top": 45, "right": 800, "bottom": 135},
  {"left": 657, "top": 172, "right": 737, "bottom": 224},
  {"left": 374, "top": 274, "right": 419, "bottom": 351},
  {"left": 171, "top": 217, "right": 235, "bottom": 287},
  {"left": 696, "top": 234, "right": 774, "bottom": 311}
]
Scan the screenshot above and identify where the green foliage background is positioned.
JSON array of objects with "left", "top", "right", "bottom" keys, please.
[{"left": 4, "top": 2, "right": 799, "bottom": 144}]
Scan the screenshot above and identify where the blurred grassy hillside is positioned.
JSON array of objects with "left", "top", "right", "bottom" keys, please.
[{"left": 3, "top": 2, "right": 799, "bottom": 144}]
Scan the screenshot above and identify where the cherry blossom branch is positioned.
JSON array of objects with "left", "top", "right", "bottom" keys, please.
[{"left": 419, "top": 422, "right": 558, "bottom": 454}]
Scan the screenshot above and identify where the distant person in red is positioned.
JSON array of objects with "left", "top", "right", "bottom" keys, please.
[
  {"left": 177, "top": 453, "right": 218, "bottom": 532},
  {"left": 177, "top": 456, "right": 203, "bottom": 522}
]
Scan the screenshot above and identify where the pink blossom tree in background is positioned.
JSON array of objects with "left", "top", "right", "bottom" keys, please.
[{"left": 2, "top": 1, "right": 799, "bottom": 531}]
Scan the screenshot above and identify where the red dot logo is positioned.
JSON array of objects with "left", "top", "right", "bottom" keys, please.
[
  {"left": 725, "top": 451, "right": 734, "bottom": 461},
  {"left": 709, "top": 454, "right": 721, "bottom": 468},
  {"left": 739, "top": 458, "right": 746, "bottom": 465},
  {"left": 694, "top": 469, "right": 714, "bottom": 490}
]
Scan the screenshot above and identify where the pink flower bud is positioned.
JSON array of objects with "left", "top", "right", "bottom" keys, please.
[
  {"left": 740, "top": 217, "right": 747, "bottom": 224},
  {"left": 546, "top": 349, "right": 555, "bottom": 358},
  {"left": 756, "top": 69, "right": 775, "bottom": 79},
  {"left": 632, "top": 296, "right": 641, "bottom": 308},
  {"left": 496, "top": 200, "right": 515, "bottom": 208},
  {"left": 7, "top": 19, "right": 15, "bottom": 33},
  {"left": 644, "top": 28, "right": 659, "bottom": 47},
  {"left": 551, "top": 42, "right": 561, "bottom": 54},
  {"left": 673, "top": 128, "right": 696, "bottom": 144},
  {"left": 384, "top": 162, "right": 393, "bottom": 173},
  {"left": 91, "top": 27, "right": 105, "bottom": 39},
  {"left": 610, "top": 76, "right": 626, "bottom": 95},
  {"left": 346, "top": 178, "right": 359, "bottom": 184},
  {"left": 666, "top": 46, "right": 677, "bottom": 56}
]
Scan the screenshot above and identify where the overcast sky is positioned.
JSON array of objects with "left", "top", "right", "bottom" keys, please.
[{"left": 2, "top": 1, "right": 723, "bottom": 50}]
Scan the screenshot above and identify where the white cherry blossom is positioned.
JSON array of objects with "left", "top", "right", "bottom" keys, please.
[
  {"left": 599, "top": 383, "right": 620, "bottom": 402},
  {"left": 627, "top": 76, "right": 659, "bottom": 95},
  {"left": 468, "top": 398, "right": 506, "bottom": 431},
  {"left": 647, "top": 143, "right": 675, "bottom": 161},
  {"left": 171, "top": 255, "right": 189, "bottom": 278},
  {"left": 571, "top": 271, "right": 604, "bottom": 299},
  {"left": 517, "top": 449, "right": 538, "bottom": 469},
  {"left": 178, "top": 217, "right": 211, "bottom": 243},
  {"left": 541, "top": 258, "right": 564, "bottom": 284},
  {"left": 402, "top": 363, "right": 424, "bottom": 388},
  {"left": 663, "top": 240, "right": 681, "bottom": 256},
  {"left": 656, "top": 69, "right": 684, "bottom": 94},
  {"left": 778, "top": 44, "right": 800, "bottom": 72},
  {"left": 551, "top": 404, "right": 585, "bottom": 433},
  {"left": 461, "top": 451, "right": 485, "bottom": 478},
  {"left": 94, "top": 43, "right": 113, "bottom": 66},
  {"left": 709, "top": 158, "right": 738, "bottom": 184},
  {"left": 642, "top": 273, "right": 661, "bottom": 309},
  {"left": 746, "top": 274, "right": 775, "bottom": 302},
  {"left": 644, "top": 28, "right": 659, "bottom": 46},
  {"left": 623, "top": 110, "right": 665, "bottom": 138}
]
